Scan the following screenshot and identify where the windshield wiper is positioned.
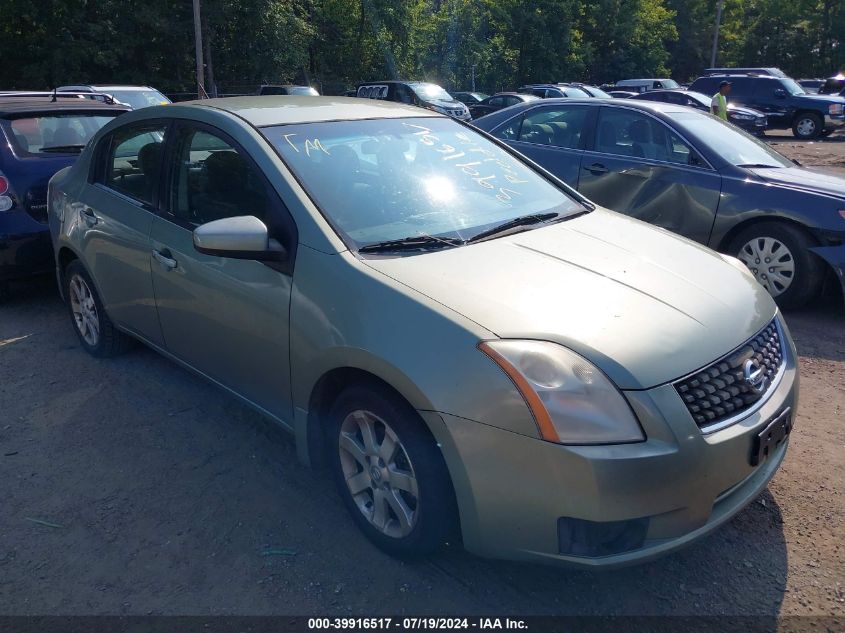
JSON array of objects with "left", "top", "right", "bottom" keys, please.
[
  {"left": 358, "top": 234, "right": 465, "bottom": 254},
  {"left": 40, "top": 144, "right": 86, "bottom": 153},
  {"left": 736, "top": 163, "right": 783, "bottom": 169},
  {"left": 467, "top": 212, "right": 563, "bottom": 243}
]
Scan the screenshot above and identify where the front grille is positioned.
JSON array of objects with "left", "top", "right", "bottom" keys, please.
[{"left": 674, "top": 320, "right": 784, "bottom": 430}]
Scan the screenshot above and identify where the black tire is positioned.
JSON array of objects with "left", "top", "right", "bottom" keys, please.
[
  {"left": 792, "top": 112, "right": 823, "bottom": 140},
  {"left": 327, "top": 382, "right": 458, "bottom": 558},
  {"left": 63, "top": 260, "right": 133, "bottom": 357},
  {"left": 729, "top": 222, "right": 824, "bottom": 310}
]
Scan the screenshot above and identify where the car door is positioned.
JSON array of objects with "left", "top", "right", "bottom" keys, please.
[
  {"left": 149, "top": 122, "right": 297, "bottom": 424},
  {"left": 495, "top": 104, "right": 593, "bottom": 188},
  {"left": 78, "top": 121, "right": 168, "bottom": 345},
  {"left": 747, "top": 79, "right": 792, "bottom": 127},
  {"left": 578, "top": 106, "right": 722, "bottom": 245}
]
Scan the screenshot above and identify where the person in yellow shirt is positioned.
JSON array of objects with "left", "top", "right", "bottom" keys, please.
[{"left": 711, "top": 80, "right": 731, "bottom": 121}]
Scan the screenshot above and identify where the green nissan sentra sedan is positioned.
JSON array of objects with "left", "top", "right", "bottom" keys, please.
[{"left": 47, "top": 96, "right": 797, "bottom": 567}]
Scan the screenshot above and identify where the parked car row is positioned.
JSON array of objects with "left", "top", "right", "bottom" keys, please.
[{"left": 42, "top": 95, "right": 798, "bottom": 570}]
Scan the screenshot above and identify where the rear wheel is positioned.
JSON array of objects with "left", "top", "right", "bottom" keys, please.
[
  {"left": 64, "top": 260, "right": 133, "bottom": 357},
  {"left": 731, "top": 222, "right": 823, "bottom": 309},
  {"left": 328, "top": 382, "right": 457, "bottom": 557},
  {"left": 792, "top": 113, "right": 823, "bottom": 139}
]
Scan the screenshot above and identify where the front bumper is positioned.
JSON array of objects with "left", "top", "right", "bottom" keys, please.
[
  {"left": 824, "top": 113, "right": 845, "bottom": 130},
  {"left": 809, "top": 242, "right": 845, "bottom": 297},
  {"left": 426, "top": 320, "right": 798, "bottom": 568}
]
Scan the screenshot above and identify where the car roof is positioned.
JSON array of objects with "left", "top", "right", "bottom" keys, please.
[
  {"left": 0, "top": 98, "right": 130, "bottom": 116},
  {"left": 173, "top": 95, "right": 440, "bottom": 127},
  {"left": 59, "top": 84, "right": 157, "bottom": 91}
]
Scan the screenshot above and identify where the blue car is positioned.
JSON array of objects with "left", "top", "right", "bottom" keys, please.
[{"left": 0, "top": 96, "right": 128, "bottom": 296}]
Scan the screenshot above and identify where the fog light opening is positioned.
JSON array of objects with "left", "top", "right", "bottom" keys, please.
[{"left": 557, "top": 516, "right": 650, "bottom": 557}]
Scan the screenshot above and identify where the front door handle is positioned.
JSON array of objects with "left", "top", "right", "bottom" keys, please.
[
  {"left": 584, "top": 163, "right": 608, "bottom": 174},
  {"left": 80, "top": 206, "right": 98, "bottom": 225},
  {"left": 152, "top": 249, "right": 178, "bottom": 271}
]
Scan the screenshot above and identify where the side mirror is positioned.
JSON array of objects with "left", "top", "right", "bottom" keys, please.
[
  {"left": 774, "top": 88, "right": 787, "bottom": 99},
  {"left": 193, "top": 215, "right": 286, "bottom": 261}
]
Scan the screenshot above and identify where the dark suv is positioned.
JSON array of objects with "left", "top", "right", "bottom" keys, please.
[
  {"left": 0, "top": 96, "right": 128, "bottom": 296},
  {"left": 689, "top": 74, "right": 845, "bottom": 139}
]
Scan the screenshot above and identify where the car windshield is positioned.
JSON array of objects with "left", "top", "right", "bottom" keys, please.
[
  {"left": 584, "top": 86, "right": 612, "bottom": 98},
  {"left": 2, "top": 113, "right": 119, "bottom": 155},
  {"left": 411, "top": 83, "right": 456, "bottom": 103},
  {"left": 671, "top": 111, "right": 792, "bottom": 168},
  {"left": 684, "top": 91, "right": 712, "bottom": 107},
  {"left": 287, "top": 86, "right": 319, "bottom": 96},
  {"left": 779, "top": 78, "right": 806, "bottom": 96},
  {"left": 107, "top": 89, "right": 170, "bottom": 108},
  {"left": 662, "top": 79, "right": 681, "bottom": 89},
  {"left": 563, "top": 87, "right": 590, "bottom": 98},
  {"left": 264, "top": 117, "right": 584, "bottom": 250}
]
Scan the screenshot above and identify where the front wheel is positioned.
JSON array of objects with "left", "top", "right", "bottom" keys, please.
[
  {"left": 792, "top": 113, "right": 823, "bottom": 139},
  {"left": 328, "top": 383, "right": 457, "bottom": 558},
  {"left": 731, "top": 222, "right": 824, "bottom": 309}
]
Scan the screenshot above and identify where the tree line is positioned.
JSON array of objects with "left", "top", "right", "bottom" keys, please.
[{"left": 1, "top": 0, "right": 842, "bottom": 97}]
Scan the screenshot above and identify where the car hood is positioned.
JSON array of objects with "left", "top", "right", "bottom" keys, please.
[
  {"left": 728, "top": 104, "right": 764, "bottom": 116},
  {"left": 794, "top": 93, "right": 845, "bottom": 104},
  {"left": 362, "top": 209, "right": 776, "bottom": 390},
  {"left": 427, "top": 98, "right": 466, "bottom": 111},
  {"left": 747, "top": 166, "right": 845, "bottom": 200}
]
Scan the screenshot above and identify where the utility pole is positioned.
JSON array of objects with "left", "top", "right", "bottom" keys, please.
[
  {"left": 710, "top": 0, "right": 725, "bottom": 68},
  {"left": 193, "top": 0, "right": 208, "bottom": 99},
  {"left": 471, "top": 65, "right": 476, "bottom": 92}
]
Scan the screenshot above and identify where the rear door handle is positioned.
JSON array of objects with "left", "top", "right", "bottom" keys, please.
[
  {"left": 152, "top": 249, "right": 178, "bottom": 271},
  {"left": 80, "top": 206, "right": 98, "bottom": 225},
  {"left": 584, "top": 163, "right": 608, "bottom": 174}
]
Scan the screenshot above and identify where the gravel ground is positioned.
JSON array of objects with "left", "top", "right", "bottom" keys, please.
[{"left": 0, "top": 135, "right": 844, "bottom": 619}]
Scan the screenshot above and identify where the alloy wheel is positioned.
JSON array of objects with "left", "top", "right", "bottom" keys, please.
[
  {"left": 338, "top": 410, "right": 420, "bottom": 538},
  {"left": 69, "top": 274, "right": 100, "bottom": 346},
  {"left": 737, "top": 236, "right": 796, "bottom": 297}
]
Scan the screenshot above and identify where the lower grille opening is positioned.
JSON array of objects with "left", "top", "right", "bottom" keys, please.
[{"left": 557, "top": 516, "right": 649, "bottom": 557}]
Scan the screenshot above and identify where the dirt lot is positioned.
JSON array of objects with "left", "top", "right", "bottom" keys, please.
[{"left": 1, "top": 136, "right": 844, "bottom": 619}]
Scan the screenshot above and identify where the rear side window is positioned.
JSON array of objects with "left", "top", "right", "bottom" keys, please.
[
  {"left": 691, "top": 78, "right": 719, "bottom": 95},
  {"left": 517, "top": 106, "right": 589, "bottom": 150},
  {"left": 100, "top": 124, "right": 167, "bottom": 205},
  {"left": 728, "top": 78, "right": 755, "bottom": 98}
]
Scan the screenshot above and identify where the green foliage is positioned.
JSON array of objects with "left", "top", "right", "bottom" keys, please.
[{"left": 0, "top": 0, "right": 841, "bottom": 95}]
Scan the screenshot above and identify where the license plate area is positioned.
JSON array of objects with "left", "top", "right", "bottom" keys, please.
[{"left": 750, "top": 407, "right": 792, "bottom": 466}]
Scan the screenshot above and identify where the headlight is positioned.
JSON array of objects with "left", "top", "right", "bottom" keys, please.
[
  {"left": 731, "top": 113, "right": 753, "bottom": 121},
  {"left": 829, "top": 103, "right": 844, "bottom": 115},
  {"left": 479, "top": 340, "right": 644, "bottom": 444}
]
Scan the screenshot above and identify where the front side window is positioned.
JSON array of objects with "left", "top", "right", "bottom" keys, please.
[
  {"left": 3, "top": 113, "right": 118, "bottom": 156},
  {"left": 517, "top": 106, "right": 589, "bottom": 150},
  {"left": 263, "top": 117, "right": 584, "bottom": 249},
  {"left": 168, "top": 127, "right": 270, "bottom": 225},
  {"left": 670, "top": 111, "right": 792, "bottom": 168},
  {"left": 595, "top": 108, "right": 696, "bottom": 165},
  {"left": 778, "top": 78, "right": 806, "bottom": 96},
  {"left": 102, "top": 124, "right": 167, "bottom": 204}
]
